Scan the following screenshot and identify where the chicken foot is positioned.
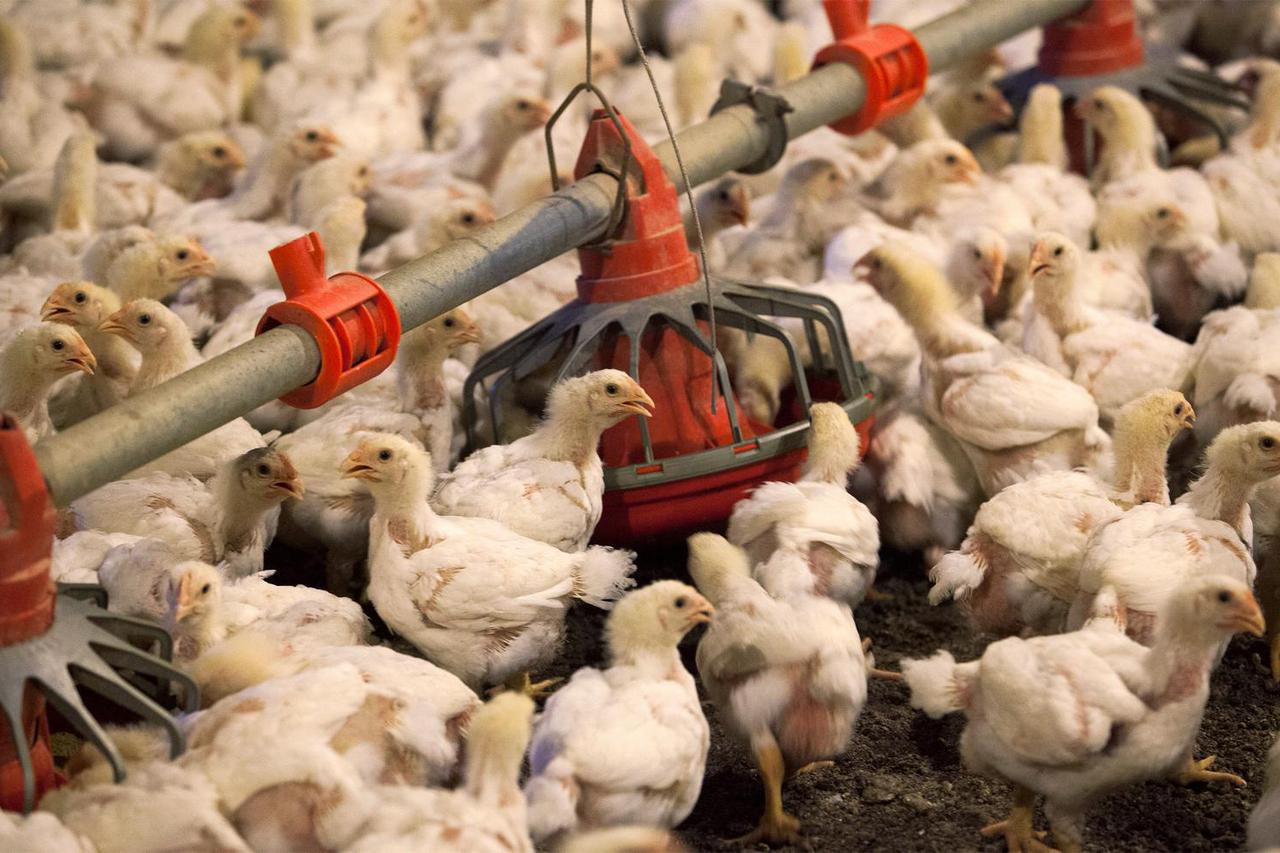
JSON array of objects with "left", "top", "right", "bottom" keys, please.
[
  {"left": 488, "top": 671, "right": 562, "bottom": 700},
  {"left": 1172, "top": 755, "right": 1246, "bottom": 787},
  {"left": 728, "top": 732, "right": 803, "bottom": 847},
  {"left": 980, "top": 785, "right": 1057, "bottom": 853},
  {"left": 862, "top": 638, "right": 905, "bottom": 681}
]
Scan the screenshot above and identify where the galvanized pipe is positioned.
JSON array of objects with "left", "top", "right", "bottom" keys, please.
[{"left": 33, "top": 0, "right": 1088, "bottom": 506}]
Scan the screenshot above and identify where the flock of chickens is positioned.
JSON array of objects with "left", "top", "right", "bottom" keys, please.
[{"left": 2, "top": 0, "right": 1280, "bottom": 849}]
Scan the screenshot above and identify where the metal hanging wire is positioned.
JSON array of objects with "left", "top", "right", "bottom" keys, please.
[{"left": 618, "top": 0, "right": 722, "bottom": 413}]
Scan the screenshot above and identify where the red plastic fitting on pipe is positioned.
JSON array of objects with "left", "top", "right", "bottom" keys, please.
[
  {"left": 256, "top": 233, "right": 401, "bottom": 409},
  {"left": 812, "top": 0, "right": 929, "bottom": 136},
  {"left": 1038, "top": 0, "right": 1144, "bottom": 78},
  {"left": 0, "top": 414, "right": 61, "bottom": 810}
]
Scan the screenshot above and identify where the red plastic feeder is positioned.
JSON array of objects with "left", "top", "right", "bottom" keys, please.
[{"left": 460, "top": 110, "right": 879, "bottom": 546}]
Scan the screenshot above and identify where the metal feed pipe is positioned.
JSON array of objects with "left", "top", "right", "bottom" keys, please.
[{"left": 31, "top": 0, "right": 1088, "bottom": 507}]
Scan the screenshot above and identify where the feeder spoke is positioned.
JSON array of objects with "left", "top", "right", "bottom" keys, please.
[
  {"left": 35, "top": 667, "right": 125, "bottom": 783},
  {"left": 0, "top": 684, "right": 35, "bottom": 813},
  {"left": 74, "top": 651, "right": 188, "bottom": 757}
]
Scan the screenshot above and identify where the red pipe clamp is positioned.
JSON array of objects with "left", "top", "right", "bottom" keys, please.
[
  {"left": 257, "top": 233, "right": 401, "bottom": 409},
  {"left": 0, "top": 414, "right": 61, "bottom": 810},
  {"left": 1039, "top": 0, "right": 1144, "bottom": 77},
  {"left": 812, "top": 0, "right": 928, "bottom": 135}
]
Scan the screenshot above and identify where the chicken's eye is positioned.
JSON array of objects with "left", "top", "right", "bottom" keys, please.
[
  {"left": 378, "top": 449, "right": 392, "bottom": 461},
  {"left": 1093, "top": 98, "right": 1105, "bottom": 110},
  {"left": 717, "top": 190, "right": 729, "bottom": 202},
  {"left": 605, "top": 383, "right": 619, "bottom": 395},
  {"left": 358, "top": 166, "right": 369, "bottom": 177},
  {"left": 515, "top": 100, "right": 530, "bottom": 111},
  {"left": 306, "top": 130, "right": 319, "bottom": 142},
  {"left": 1174, "top": 403, "right": 1184, "bottom": 415},
  {"left": 971, "top": 91, "right": 986, "bottom": 103},
  {"left": 212, "top": 146, "right": 227, "bottom": 158},
  {"left": 1156, "top": 208, "right": 1170, "bottom": 219},
  {"left": 944, "top": 154, "right": 958, "bottom": 165},
  {"left": 256, "top": 463, "right": 271, "bottom": 476},
  {"left": 443, "top": 317, "right": 456, "bottom": 328},
  {"left": 871, "top": 258, "right": 882, "bottom": 270},
  {"left": 201, "top": 583, "right": 212, "bottom": 594},
  {"left": 1218, "top": 590, "right": 1233, "bottom": 603},
  {"left": 176, "top": 250, "right": 190, "bottom": 261},
  {"left": 1262, "top": 436, "right": 1277, "bottom": 450},
  {"left": 971, "top": 247, "right": 982, "bottom": 260},
  {"left": 674, "top": 596, "right": 687, "bottom": 608},
  {"left": 51, "top": 339, "right": 65, "bottom": 351},
  {"left": 74, "top": 291, "right": 87, "bottom": 303},
  {"left": 138, "top": 313, "right": 152, "bottom": 326},
  {"left": 461, "top": 213, "right": 476, "bottom": 224},
  {"left": 1053, "top": 246, "right": 1064, "bottom": 257}
]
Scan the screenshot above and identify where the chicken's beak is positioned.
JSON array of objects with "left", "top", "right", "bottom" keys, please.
[
  {"left": 1180, "top": 405, "right": 1196, "bottom": 430},
  {"left": 728, "top": 186, "right": 751, "bottom": 226},
  {"left": 990, "top": 94, "right": 1014, "bottom": 123},
  {"left": 223, "top": 145, "right": 247, "bottom": 170},
  {"left": 314, "top": 129, "right": 342, "bottom": 159},
  {"left": 174, "top": 573, "right": 195, "bottom": 623},
  {"left": 1028, "top": 241, "right": 1051, "bottom": 278},
  {"left": 1223, "top": 594, "right": 1266, "bottom": 637},
  {"left": 98, "top": 314, "right": 134, "bottom": 342},
  {"left": 530, "top": 99, "right": 553, "bottom": 126},
  {"left": 455, "top": 320, "right": 482, "bottom": 345},
  {"left": 984, "top": 252, "right": 1006, "bottom": 301},
  {"left": 183, "top": 246, "right": 217, "bottom": 278},
  {"left": 40, "top": 295, "right": 74, "bottom": 322},
  {"left": 63, "top": 343, "right": 97, "bottom": 375},
  {"left": 1072, "top": 98, "right": 1092, "bottom": 122},
  {"left": 340, "top": 449, "right": 380, "bottom": 481},
  {"left": 686, "top": 598, "right": 715, "bottom": 627},
  {"left": 272, "top": 477, "right": 305, "bottom": 500},
  {"left": 617, "top": 385, "right": 656, "bottom": 417}
]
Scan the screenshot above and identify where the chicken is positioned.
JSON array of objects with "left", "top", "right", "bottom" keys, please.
[
  {"left": 861, "top": 138, "right": 981, "bottom": 226},
  {"left": 361, "top": 195, "right": 497, "bottom": 274},
  {"left": 155, "top": 130, "right": 248, "bottom": 201},
  {"left": 344, "top": 693, "right": 535, "bottom": 853},
  {"left": 68, "top": 446, "right": 303, "bottom": 578},
  {"left": 0, "top": 322, "right": 96, "bottom": 443},
  {"left": 40, "top": 281, "right": 137, "bottom": 425},
  {"left": 89, "top": 7, "right": 261, "bottom": 161},
  {"left": 860, "top": 242, "right": 1108, "bottom": 497},
  {"left": 685, "top": 176, "right": 751, "bottom": 271},
  {"left": 433, "top": 370, "right": 655, "bottom": 552},
  {"left": 0, "top": 810, "right": 94, "bottom": 853},
  {"left": 524, "top": 581, "right": 713, "bottom": 842},
  {"left": 903, "top": 575, "right": 1265, "bottom": 852},
  {"left": 345, "top": 434, "right": 636, "bottom": 691},
  {"left": 99, "top": 298, "right": 268, "bottom": 478},
  {"left": 1023, "top": 232, "right": 1194, "bottom": 422},
  {"left": 929, "top": 389, "right": 1196, "bottom": 637},
  {"left": 1248, "top": 731, "right": 1280, "bottom": 850},
  {"left": 727, "top": 402, "right": 879, "bottom": 608},
  {"left": 276, "top": 308, "right": 480, "bottom": 591},
  {"left": 690, "top": 533, "right": 866, "bottom": 845},
  {"left": 181, "top": 657, "right": 480, "bottom": 849},
  {"left": 1071, "top": 421, "right": 1280, "bottom": 650},
  {"left": 1187, "top": 255, "right": 1280, "bottom": 447}
]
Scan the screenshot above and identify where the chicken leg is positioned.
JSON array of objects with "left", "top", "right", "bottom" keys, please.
[
  {"left": 980, "top": 785, "right": 1057, "bottom": 853},
  {"left": 862, "top": 638, "right": 905, "bottom": 681},
  {"left": 1173, "top": 755, "right": 1246, "bottom": 787},
  {"left": 488, "top": 671, "right": 562, "bottom": 700},
  {"left": 730, "top": 731, "right": 803, "bottom": 847}
]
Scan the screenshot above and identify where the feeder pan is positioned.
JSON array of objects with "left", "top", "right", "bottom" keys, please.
[
  {"left": 461, "top": 110, "right": 879, "bottom": 546},
  {"left": 0, "top": 414, "right": 197, "bottom": 812},
  {"left": 990, "top": 0, "right": 1250, "bottom": 171}
]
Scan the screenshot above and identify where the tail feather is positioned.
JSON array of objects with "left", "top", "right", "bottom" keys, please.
[
  {"left": 572, "top": 547, "right": 637, "bottom": 608},
  {"left": 927, "top": 548, "right": 984, "bottom": 606},
  {"left": 524, "top": 756, "right": 580, "bottom": 843},
  {"left": 901, "top": 651, "right": 970, "bottom": 718}
]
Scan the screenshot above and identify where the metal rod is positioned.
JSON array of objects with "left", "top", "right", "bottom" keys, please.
[{"left": 32, "top": 0, "right": 1087, "bottom": 506}]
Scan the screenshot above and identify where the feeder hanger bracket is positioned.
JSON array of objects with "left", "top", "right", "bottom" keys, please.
[{"left": 709, "top": 81, "right": 795, "bottom": 175}]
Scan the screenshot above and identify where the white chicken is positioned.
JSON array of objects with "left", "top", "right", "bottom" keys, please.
[
  {"left": 690, "top": 533, "right": 865, "bottom": 846},
  {"left": 433, "top": 369, "right": 655, "bottom": 552},
  {"left": 344, "top": 434, "right": 636, "bottom": 691},
  {"left": 1022, "top": 232, "right": 1194, "bottom": 422},
  {"left": 0, "top": 322, "right": 96, "bottom": 444},
  {"left": 903, "top": 575, "right": 1265, "bottom": 852},
  {"left": 727, "top": 402, "right": 879, "bottom": 608},
  {"left": 524, "top": 581, "right": 713, "bottom": 842},
  {"left": 860, "top": 241, "right": 1109, "bottom": 497},
  {"left": 929, "top": 389, "right": 1197, "bottom": 636},
  {"left": 1070, "top": 421, "right": 1280, "bottom": 649},
  {"left": 67, "top": 446, "right": 303, "bottom": 578},
  {"left": 40, "top": 281, "right": 137, "bottom": 426}
]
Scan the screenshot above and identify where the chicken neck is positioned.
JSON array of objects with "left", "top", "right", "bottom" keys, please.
[
  {"left": 81, "top": 325, "right": 138, "bottom": 390},
  {"left": 456, "top": 113, "right": 528, "bottom": 191},
  {"left": 230, "top": 136, "right": 305, "bottom": 220},
  {"left": 210, "top": 470, "right": 278, "bottom": 559},
  {"left": 1109, "top": 427, "right": 1173, "bottom": 507},
  {"left": 534, "top": 401, "right": 611, "bottom": 468},
  {"left": 802, "top": 438, "right": 857, "bottom": 487},
  {"left": 1247, "top": 73, "right": 1280, "bottom": 149},
  {"left": 51, "top": 135, "right": 96, "bottom": 234},
  {"left": 1017, "top": 96, "right": 1066, "bottom": 168},
  {"left": 1144, "top": 617, "right": 1220, "bottom": 708},
  {"left": 1178, "top": 463, "right": 1257, "bottom": 539},
  {"left": 131, "top": 331, "right": 202, "bottom": 394},
  {"left": 371, "top": 464, "right": 440, "bottom": 550},
  {"left": 0, "top": 348, "right": 57, "bottom": 430},
  {"left": 1094, "top": 110, "right": 1158, "bottom": 186},
  {"left": 395, "top": 336, "right": 451, "bottom": 415},
  {"left": 1033, "top": 273, "right": 1091, "bottom": 338}
]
